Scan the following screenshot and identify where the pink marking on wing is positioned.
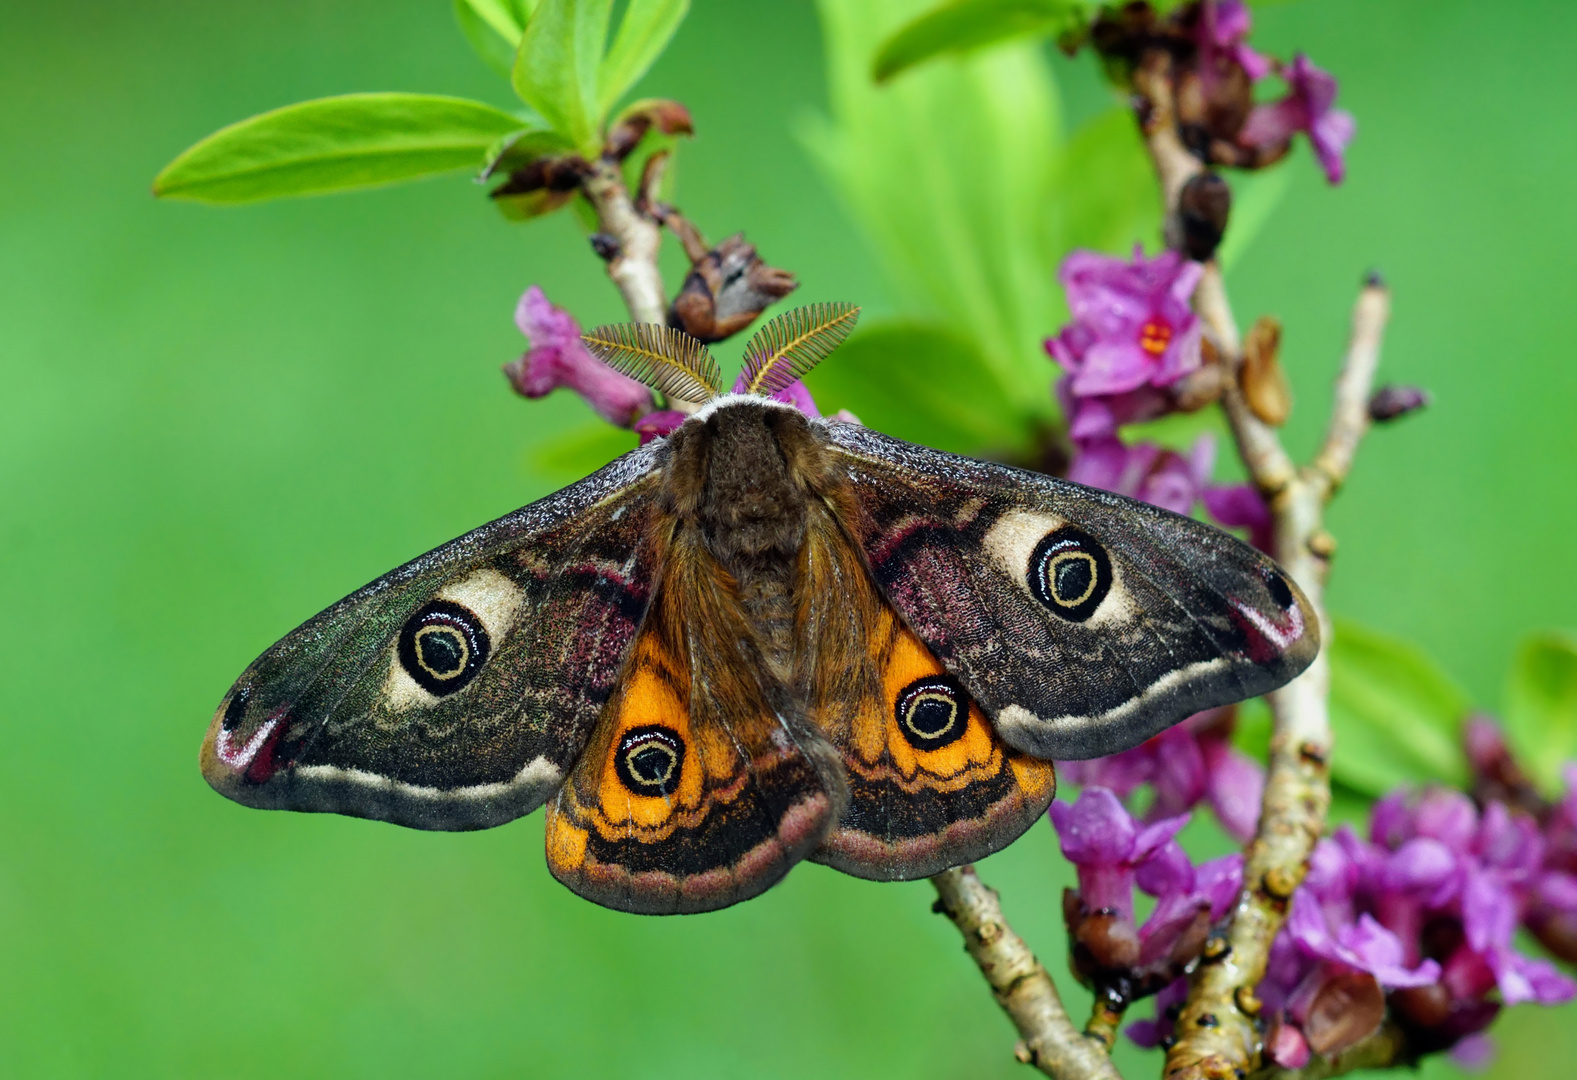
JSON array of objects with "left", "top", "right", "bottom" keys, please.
[
  {"left": 1228, "top": 598, "right": 1306, "bottom": 665},
  {"left": 214, "top": 707, "right": 290, "bottom": 782}
]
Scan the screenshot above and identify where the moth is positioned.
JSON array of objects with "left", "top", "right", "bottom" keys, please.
[{"left": 202, "top": 302, "right": 1317, "bottom": 915}]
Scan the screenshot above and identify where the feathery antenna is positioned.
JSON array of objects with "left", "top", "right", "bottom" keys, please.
[
  {"left": 580, "top": 323, "right": 722, "bottom": 405},
  {"left": 738, "top": 302, "right": 861, "bottom": 398}
]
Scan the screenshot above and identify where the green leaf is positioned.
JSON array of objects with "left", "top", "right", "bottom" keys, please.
[
  {"left": 1327, "top": 619, "right": 1471, "bottom": 797},
  {"left": 872, "top": 0, "right": 1089, "bottom": 83},
  {"left": 461, "top": 0, "right": 536, "bottom": 44},
  {"left": 513, "top": 0, "right": 614, "bottom": 156},
  {"left": 598, "top": 0, "right": 690, "bottom": 117},
  {"left": 152, "top": 93, "right": 528, "bottom": 204},
  {"left": 526, "top": 419, "right": 635, "bottom": 482},
  {"left": 1503, "top": 631, "right": 1577, "bottom": 795},
  {"left": 455, "top": 0, "right": 529, "bottom": 79},
  {"left": 800, "top": 320, "right": 1027, "bottom": 455},
  {"left": 804, "top": 0, "right": 1064, "bottom": 433},
  {"left": 1058, "top": 106, "right": 1161, "bottom": 257}
]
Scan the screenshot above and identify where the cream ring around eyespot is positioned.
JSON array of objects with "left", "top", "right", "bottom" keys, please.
[
  {"left": 1045, "top": 550, "right": 1099, "bottom": 607},
  {"left": 413, "top": 624, "right": 469, "bottom": 679},
  {"left": 903, "top": 690, "right": 958, "bottom": 739},
  {"left": 626, "top": 740, "right": 678, "bottom": 787}
]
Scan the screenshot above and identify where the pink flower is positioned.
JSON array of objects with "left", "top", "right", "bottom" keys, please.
[
  {"left": 1053, "top": 789, "right": 1242, "bottom": 1008},
  {"left": 1059, "top": 707, "right": 1265, "bottom": 844},
  {"left": 1066, "top": 434, "right": 1215, "bottom": 518},
  {"left": 1240, "top": 54, "right": 1356, "bottom": 185},
  {"left": 1047, "top": 247, "right": 1205, "bottom": 400},
  {"left": 1192, "top": 0, "right": 1271, "bottom": 83},
  {"left": 1201, "top": 482, "right": 1273, "bottom": 553},
  {"left": 503, "top": 286, "right": 653, "bottom": 427}
]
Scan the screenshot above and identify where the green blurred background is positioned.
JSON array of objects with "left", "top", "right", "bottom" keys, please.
[{"left": 2, "top": 0, "right": 1574, "bottom": 1076}]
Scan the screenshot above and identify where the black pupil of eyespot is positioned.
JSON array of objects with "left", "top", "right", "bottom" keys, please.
[
  {"left": 615, "top": 726, "right": 685, "bottom": 795},
  {"left": 894, "top": 678, "right": 968, "bottom": 750},
  {"left": 908, "top": 696, "right": 955, "bottom": 738},
  {"left": 630, "top": 744, "right": 672, "bottom": 784},
  {"left": 397, "top": 600, "right": 489, "bottom": 696},
  {"left": 1267, "top": 572, "right": 1295, "bottom": 609},
  {"left": 419, "top": 628, "right": 465, "bottom": 675},
  {"left": 1055, "top": 556, "right": 1093, "bottom": 603}
]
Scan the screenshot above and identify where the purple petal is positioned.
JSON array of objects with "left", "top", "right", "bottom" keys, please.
[
  {"left": 1464, "top": 869, "right": 1524, "bottom": 953},
  {"left": 1305, "top": 837, "right": 1356, "bottom": 905},
  {"left": 1135, "top": 839, "right": 1194, "bottom": 898},
  {"left": 1534, "top": 870, "right": 1577, "bottom": 914},
  {"left": 1201, "top": 483, "right": 1273, "bottom": 554},
  {"left": 1202, "top": 739, "right": 1264, "bottom": 842},
  {"left": 1146, "top": 726, "right": 1208, "bottom": 816},
  {"left": 1124, "top": 1017, "right": 1166, "bottom": 1049},
  {"left": 1134, "top": 812, "right": 1192, "bottom": 863},
  {"left": 1370, "top": 789, "right": 1413, "bottom": 850},
  {"left": 1139, "top": 893, "right": 1208, "bottom": 966},
  {"left": 1413, "top": 788, "right": 1478, "bottom": 850},
  {"left": 1381, "top": 837, "right": 1460, "bottom": 903},
  {"left": 1450, "top": 1033, "right": 1496, "bottom": 1071},
  {"left": 1311, "top": 109, "right": 1356, "bottom": 184},
  {"left": 1051, "top": 788, "right": 1139, "bottom": 865},
  {"left": 633, "top": 409, "right": 686, "bottom": 444},
  {"left": 515, "top": 284, "right": 579, "bottom": 346},
  {"left": 507, "top": 286, "right": 652, "bottom": 426},
  {"left": 1476, "top": 801, "right": 1544, "bottom": 878},
  {"left": 1070, "top": 338, "right": 1157, "bottom": 397},
  {"left": 1338, "top": 915, "right": 1441, "bottom": 987},
  {"left": 1286, "top": 888, "right": 1338, "bottom": 958},
  {"left": 1487, "top": 947, "right": 1577, "bottom": 1005},
  {"left": 1196, "top": 853, "right": 1245, "bottom": 920}
]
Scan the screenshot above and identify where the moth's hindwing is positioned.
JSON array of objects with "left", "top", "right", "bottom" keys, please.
[
  {"left": 825, "top": 422, "right": 1319, "bottom": 762},
  {"left": 544, "top": 524, "right": 845, "bottom": 915},
  {"left": 200, "top": 445, "right": 664, "bottom": 830},
  {"left": 798, "top": 498, "right": 1055, "bottom": 880}
]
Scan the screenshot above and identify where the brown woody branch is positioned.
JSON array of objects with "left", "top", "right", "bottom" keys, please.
[
  {"left": 581, "top": 158, "right": 667, "bottom": 325},
  {"left": 1134, "top": 51, "right": 1395, "bottom": 1080},
  {"left": 931, "top": 867, "right": 1124, "bottom": 1080}
]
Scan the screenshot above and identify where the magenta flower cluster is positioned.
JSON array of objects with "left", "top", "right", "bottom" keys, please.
[
  {"left": 1058, "top": 707, "right": 1264, "bottom": 844},
  {"left": 1052, "top": 789, "right": 1243, "bottom": 1007},
  {"left": 1187, "top": 0, "right": 1355, "bottom": 184}
]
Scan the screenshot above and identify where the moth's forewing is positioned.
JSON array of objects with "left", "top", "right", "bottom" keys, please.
[
  {"left": 200, "top": 447, "right": 664, "bottom": 830},
  {"left": 544, "top": 523, "right": 845, "bottom": 914},
  {"left": 824, "top": 422, "right": 1318, "bottom": 762}
]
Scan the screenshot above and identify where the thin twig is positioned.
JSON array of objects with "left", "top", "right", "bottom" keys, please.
[
  {"left": 931, "top": 867, "right": 1124, "bottom": 1080},
  {"left": 581, "top": 159, "right": 667, "bottom": 325},
  {"left": 1311, "top": 279, "right": 1391, "bottom": 496},
  {"left": 580, "top": 158, "right": 702, "bottom": 414},
  {"left": 1085, "top": 1000, "right": 1125, "bottom": 1053},
  {"left": 1131, "top": 61, "right": 1395, "bottom": 1080}
]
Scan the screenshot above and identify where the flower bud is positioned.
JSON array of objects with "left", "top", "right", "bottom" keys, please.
[
  {"left": 1368, "top": 384, "right": 1431, "bottom": 423},
  {"left": 668, "top": 233, "right": 797, "bottom": 343},
  {"left": 1241, "top": 315, "right": 1291, "bottom": 426}
]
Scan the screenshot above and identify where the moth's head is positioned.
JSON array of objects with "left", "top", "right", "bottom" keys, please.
[{"left": 580, "top": 302, "right": 860, "bottom": 419}]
